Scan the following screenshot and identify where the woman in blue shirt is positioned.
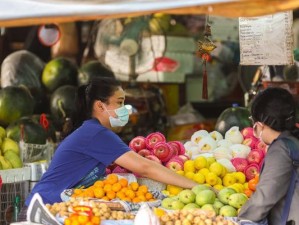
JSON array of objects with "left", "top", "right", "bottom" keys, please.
[{"left": 25, "top": 77, "right": 197, "bottom": 206}]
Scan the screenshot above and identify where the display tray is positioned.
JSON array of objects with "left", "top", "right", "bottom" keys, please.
[{"left": 0, "top": 167, "right": 31, "bottom": 183}]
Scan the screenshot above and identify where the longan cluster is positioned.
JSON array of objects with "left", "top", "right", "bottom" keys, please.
[{"left": 45, "top": 198, "right": 135, "bottom": 222}]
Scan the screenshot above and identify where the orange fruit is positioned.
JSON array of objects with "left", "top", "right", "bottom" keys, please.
[
  {"left": 132, "top": 197, "right": 141, "bottom": 203},
  {"left": 138, "top": 195, "right": 146, "bottom": 202},
  {"left": 106, "top": 190, "right": 116, "bottom": 200},
  {"left": 119, "top": 178, "right": 128, "bottom": 187},
  {"left": 125, "top": 189, "right": 135, "bottom": 199},
  {"left": 123, "top": 197, "right": 131, "bottom": 202},
  {"left": 106, "top": 174, "right": 118, "bottom": 184},
  {"left": 145, "top": 192, "right": 153, "bottom": 200},
  {"left": 254, "top": 173, "right": 260, "bottom": 183},
  {"left": 64, "top": 218, "right": 71, "bottom": 225},
  {"left": 103, "top": 183, "right": 112, "bottom": 192},
  {"left": 101, "top": 196, "right": 109, "bottom": 201},
  {"left": 73, "top": 189, "right": 83, "bottom": 195},
  {"left": 112, "top": 183, "right": 122, "bottom": 192},
  {"left": 85, "top": 222, "right": 93, "bottom": 225},
  {"left": 78, "top": 215, "right": 89, "bottom": 224},
  {"left": 91, "top": 216, "right": 101, "bottom": 225},
  {"left": 244, "top": 188, "right": 253, "bottom": 198},
  {"left": 85, "top": 189, "right": 94, "bottom": 198},
  {"left": 94, "top": 180, "right": 104, "bottom": 188},
  {"left": 116, "top": 191, "right": 126, "bottom": 200},
  {"left": 71, "top": 220, "right": 80, "bottom": 225},
  {"left": 130, "top": 182, "right": 139, "bottom": 191},
  {"left": 94, "top": 188, "right": 105, "bottom": 198},
  {"left": 138, "top": 185, "right": 148, "bottom": 194},
  {"left": 248, "top": 179, "right": 257, "bottom": 191}
]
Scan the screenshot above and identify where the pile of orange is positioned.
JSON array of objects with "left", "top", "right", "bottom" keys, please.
[
  {"left": 72, "top": 173, "right": 156, "bottom": 203},
  {"left": 244, "top": 174, "right": 259, "bottom": 198},
  {"left": 64, "top": 213, "right": 100, "bottom": 225}
]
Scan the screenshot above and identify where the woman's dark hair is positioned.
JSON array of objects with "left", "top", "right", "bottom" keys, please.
[
  {"left": 251, "top": 87, "right": 299, "bottom": 138},
  {"left": 72, "top": 77, "right": 121, "bottom": 130}
]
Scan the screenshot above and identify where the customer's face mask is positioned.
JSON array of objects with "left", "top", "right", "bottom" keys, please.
[
  {"left": 103, "top": 104, "right": 129, "bottom": 127},
  {"left": 253, "top": 122, "right": 264, "bottom": 142}
]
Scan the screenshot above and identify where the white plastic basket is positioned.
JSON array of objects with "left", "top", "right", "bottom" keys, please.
[
  {"left": 19, "top": 140, "right": 55, "bottom": 163},
  {"left": 0, "top": 167, "right": 31, "bottom": 184}
]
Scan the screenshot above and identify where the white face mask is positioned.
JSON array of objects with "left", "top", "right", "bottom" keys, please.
[
  {"left": 253, "top": 122, "right": 264, "bottom": 142},
  {"left": 103, "top": 104, "right": 129, "bottom": 127}
]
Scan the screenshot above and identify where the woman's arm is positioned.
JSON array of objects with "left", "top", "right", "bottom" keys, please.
[{"left": 115, "top": 151, "right": 197, "bottom": 189}]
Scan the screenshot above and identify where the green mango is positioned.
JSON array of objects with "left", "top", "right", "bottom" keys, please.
[{"left": 4, "top": 150, "right": 23, "bottom": 168}]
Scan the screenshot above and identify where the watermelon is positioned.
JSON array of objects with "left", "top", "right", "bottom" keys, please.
[
  {"left": 0, "top": 50, "right": 44, "bottom": 92},
  {"left": 6, "top": 117, "right": 47, "bottom": 144},
  {"left": 214, "top": 104, "right": 252, "bottom": 136},
  {"left": 0, "top": 86, "right": 35, "bottom": 127},
  {"left": 78, "top": 60, "right": 115, "bottom": 86},
  {"left": 50, "top": 85, "right": 77, "bottom": 128},
  {"left": 42, "top": 57, "right": 78, "bottom": 93}
]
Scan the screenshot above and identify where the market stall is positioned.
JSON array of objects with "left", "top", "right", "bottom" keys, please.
[{"left": 0, "top": 1, "right": 299, "bottom": 225}]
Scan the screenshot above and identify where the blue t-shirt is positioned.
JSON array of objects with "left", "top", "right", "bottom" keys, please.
[{"left": 25, "top": 118, "right": 130, "bottom": 205}]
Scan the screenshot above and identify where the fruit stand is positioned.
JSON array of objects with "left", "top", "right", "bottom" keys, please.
[{"left": 0, "top": 1, "right": 299, "bottom": 225}]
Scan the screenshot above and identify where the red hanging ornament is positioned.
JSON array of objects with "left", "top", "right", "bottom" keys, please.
[{"left": 196, "top": 22, "right": 216, "bottom": 100}]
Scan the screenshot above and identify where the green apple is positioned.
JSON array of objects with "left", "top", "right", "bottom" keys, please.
[
  {"left": 201, "top": 204, "right": 217, "bottom": 214},
  {"left": 213, "top": 199, "right": 225, "bottom": 212},
  {"left": 191, "top": 184, "right": 210, "bottom": 195},
  {"left": 195, "top": 190, "right": 216, "bottom": 206},
  {"left": 217, "top": 187, "right": 237, "bottom": 204},
  {"left": 178, "top": 189, "right": 196, "bottom": 204},
  {"left": 171, "top": 200, "right": 185, "bottom": 210},
  {"left": 219, "top": 205, "right": 238, "bottom": 217},
  {"left": 228, "top": 193, "right": 248, "bottom": 209},
  {"left": 206, "top": 157, "right": 216, "bottom": 167},
  {"left": 183, "top": 203, "right": 200, "bottom": 210},
  {"left": 161, "top": 197, "right": 175, "bottom": 209}
]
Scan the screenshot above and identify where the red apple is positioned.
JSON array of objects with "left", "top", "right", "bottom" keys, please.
[
  {"left": 244, "top": 163, "right": 259, "bottom": 181},
  {"left": 255, "top": 140, "right": 268, "bottom": 153},
  {"left": 145, "top": 155, "right": 162, "bottom": 164},
  {"left": 177, "top": 154, "right": 190, "bottom": 162},
  {"left": 145, "top": 132, "right": 166, "bottom": 150},
  {"left": 153, "top": 142, "right": 173, "bottom": 162},
  {"left": 129, "top": 136, "right": 146, "bottom": 152},
  {"left": 112, "top": 165, "right": 128, "bottom": 173},
  {"left": 168, "top": 141, "right": 186, "bottom": 155},
  {"left": 138, "top": 149, "right": 152, "bottom": 157},
  {"left": 165, "top": 157, "right": 184, "bottom": 172},
  {"left": 241, "top": 127, "right": 254, "bottom": 139},
  {"left": 105, "top": 168, "right": 112, "bottom": 175},
  {"left": 242, "top": 136, "right": 258, "bottom": 149},
  {"left": 247, "top": 149, "right": 263, "bottom": 164},
  {"left": 231, "top": 157, "right": 249, "bottom": 172}
]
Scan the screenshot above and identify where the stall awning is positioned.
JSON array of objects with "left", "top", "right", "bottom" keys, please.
[{"left": 0, "top": 0, "right": 299, "bottom": 27}]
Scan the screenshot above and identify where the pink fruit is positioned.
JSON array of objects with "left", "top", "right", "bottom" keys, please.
[
  {"left": 105, "top": 168, "right": 112, "bottom": 175},
  {"left": 145, "top": 155, "right": 162, "bottom": 164},
  {"left": 168, "top": 141, "right": 186, "bottom": 155},
  {"left": 244, "top": 163, "right": 259, "bottom": 181},
  {"left": 129, "top": 136, "right": 146, "bottom": 152},
  {"left": 178, "top": 154, "right": 190, "bottom": 162},
  {"left": 255, "top": 140, "right": 268, "bottom": 151},
  {"left": 138, "top": 149, "right": 152, "bottom": 157},
  {"left": 112, "top": 165, "right": 128, "bottom": 173},
  {"left": 153, "top": 142, "right": 173, "bottom": 162},
  {"left": 231, "top": 157, "right": 249, "bottom": 172},
  {"left": 247, "top": 149, "right": 263, "bottom": 164},
  {"left": 242, "top": 136, "right": 258, "bottom": 149},
  {"left": 241, "top": 127, "right": 254, "bottom": 139},
  {"left": 165, "top": 157, "right": 184, "bottom": 172},
  {"left": 145, "top": 132, "right": 166, "bottom": 150}
]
